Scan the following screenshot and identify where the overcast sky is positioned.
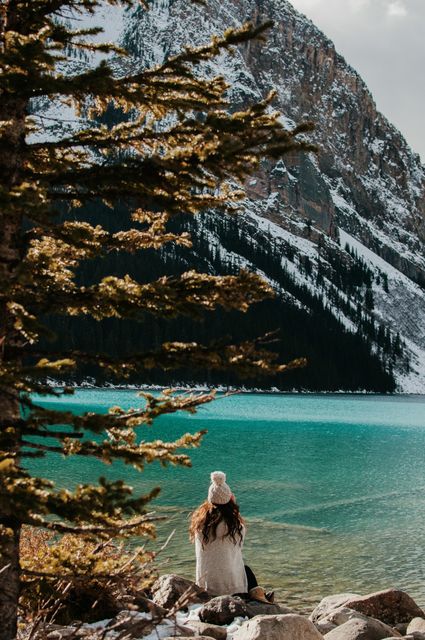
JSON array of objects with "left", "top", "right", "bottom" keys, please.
[{"left": 289, "top": 0, "right": 425, "bottom": 162}]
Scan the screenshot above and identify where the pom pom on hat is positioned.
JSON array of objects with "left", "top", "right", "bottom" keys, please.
[
  {"left": 211, "top": 471, "right": 226, "bottom": 485},
  {"left": 208, "top": 470, "right": 232, "bottom": 505}
]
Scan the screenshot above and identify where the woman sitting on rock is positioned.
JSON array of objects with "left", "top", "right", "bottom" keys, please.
[{"left": 189, "top": 470, "right": 272, "bottom": 602}]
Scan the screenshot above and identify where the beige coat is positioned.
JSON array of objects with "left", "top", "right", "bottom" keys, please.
[{"left": 195, "top": 521, "right": 248, "bottom": 595}]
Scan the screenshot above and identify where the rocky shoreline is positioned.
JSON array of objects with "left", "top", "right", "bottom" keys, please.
[{"left": 27, "top": 573, "right": 425, "bottom": 640}]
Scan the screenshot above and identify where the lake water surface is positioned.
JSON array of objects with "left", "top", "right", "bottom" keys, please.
[{"left": 29, "top": 391, "right": 425, "bottom": 610}]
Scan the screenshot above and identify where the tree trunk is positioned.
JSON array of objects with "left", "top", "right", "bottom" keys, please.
[
  {"left": 0, "top": 324, "right": 23, "bottom": 640},
  {"left": 0, "top": 190, "right": 25, "bottom": 638},
  {"left": 0, "top": 519, "right": 21, "bottom": 640},
  {"left": 0, "top": 3, "right": 28, "bottom": 637},
  {"left": 0, "top": 382, "right": 22, "bottom": 640}
]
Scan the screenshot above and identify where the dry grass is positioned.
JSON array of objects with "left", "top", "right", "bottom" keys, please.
[{"left": 19, "top": 526, "right": 157, "bottom": 625}]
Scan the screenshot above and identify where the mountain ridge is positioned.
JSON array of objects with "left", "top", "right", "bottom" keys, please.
[
  {"left": 112, "top": 0, "right": 424, "bottom": 391},
  {"left": 42, "top": 0, "right": 424, "bottom": 392}
]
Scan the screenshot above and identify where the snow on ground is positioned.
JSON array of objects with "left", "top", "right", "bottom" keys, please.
[{"left": 247, "top": 211, "right": 318, "bottom": 260}]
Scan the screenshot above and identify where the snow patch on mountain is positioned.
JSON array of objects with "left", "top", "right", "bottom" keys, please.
[{"left": 339, "top": 229, "right": 425, "bottom": 392}]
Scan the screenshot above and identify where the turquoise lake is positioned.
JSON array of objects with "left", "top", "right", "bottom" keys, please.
[{"left": 29, "top": 390, "right": 425, "bottom": 610}]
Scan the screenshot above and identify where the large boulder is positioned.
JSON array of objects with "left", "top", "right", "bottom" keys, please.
[
  {"left": 151, "top": 574, "right": 209, "bottom": 610},
  {"left": 344, "top": 590, "right": 425, "bottom": 626},
  {"left": 198, "top": 595, "right": 248, "bottom": 625},
  {"left": 380, "top": 637, "right": 418, "bottom": 640},
  {"left": 310, "top": 594, "right": 362, "bottom": 625},
  {"left": 313, "top": 607, "right": 365, "bottom": 634},
  {"left": 314, "top": 607, "right": 401, "bottom": 637},
  {"left": 407, "top": 619, "right": 425, "bottom": 634},
  {"left": 231, "top": 614, "right": 324, "bottom": 640},
  {"left": 185, "top": 621, "right": 227, "bottom": 640},
  {"left": 324, "top": 618, "right": 402, "bottom": 640}
]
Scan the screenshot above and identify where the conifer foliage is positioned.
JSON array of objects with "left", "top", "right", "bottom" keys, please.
[{"left": 0, "top": 1, "right": 314, "bottom": 636}]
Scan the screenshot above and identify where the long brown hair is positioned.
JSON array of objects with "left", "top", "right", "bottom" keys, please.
[{"left": 189, "top": 499, "right": 245, "bottom": 546}]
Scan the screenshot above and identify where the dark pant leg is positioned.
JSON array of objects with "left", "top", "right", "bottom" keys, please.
[{"left": 244, "top": 564, "right": 258, "bottom": 591}]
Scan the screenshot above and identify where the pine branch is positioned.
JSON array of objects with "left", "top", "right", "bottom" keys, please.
[
  {"left": 22, "top": 336, "right": 307, "bottom": 379},
  {"left": 30, "top": 512, "right": 165, "bottom": 537},
  {"left": 21, "top": 429, "right": 207, "bottom": 468},
  {"left": 1, "top": 388, "right": 218, "bottom": 433},
  {"left": 10, "top": 270, "right": 274, "bottom": 321}
]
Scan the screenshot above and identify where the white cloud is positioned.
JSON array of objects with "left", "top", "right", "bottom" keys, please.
[
  {"left": 291, "top": 0, "right": 409, "bottom": 18},
  {"left": 388, "top": 1, "right": 407, "bottom": 17},
  {"left": 348, "top": 0, "right": 371, "bottom": 12}
]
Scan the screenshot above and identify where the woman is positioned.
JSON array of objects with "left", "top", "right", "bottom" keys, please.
[{"left": 189, "top": 470, "right": 260, "bottom": 597}]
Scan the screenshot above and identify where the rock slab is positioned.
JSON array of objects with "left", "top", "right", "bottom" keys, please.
[
  {"left": 311, "top": 594, "right": 362, "bottom": 625},
  {"left": 324, "top": 618, "right": 400, "bottom": 640},
  {"left": 313, "top": 606, "right": 365, "bottom": 635},
  {"left": 198, "top": 595, "right": 248, "bottom": 625},
  {"left": 344, "top": 589, "right": 425, "bottom": 626},
  {"left": 407, "top": 619, "right": 425, "bottom": 634},
  {"left": 186, "top": 621, "right": 227, "bottom": 640},
  {"left": 315, "top": 607, "right": 401, "bottom": 638},
  {"left": 151, "top": 574, "right": 209, "bottom": 610},
  {"left": 232, "top": 614, "right": 324, "bottom": 640}
]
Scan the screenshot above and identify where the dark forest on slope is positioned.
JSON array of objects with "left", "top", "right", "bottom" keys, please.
[{"left": 43, "top": 201, "right": 400, "bottom": 392}]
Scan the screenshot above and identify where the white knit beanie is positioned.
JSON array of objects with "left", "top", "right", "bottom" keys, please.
[{"left": 208, "top": 471, "right": 232, "bottom": 505}]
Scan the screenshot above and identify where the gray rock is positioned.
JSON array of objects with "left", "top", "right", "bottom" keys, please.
[
  {"left": 324, "top": 618, "right": 401, "bottom": 640},
  {"left": 408, "top": 619, "right": 425, "bottom": 634},
  {"left": 394, "top": 622, "right": 409, "bottom": 635},
  {"left": 314, "top": 606, "right": 367, "bottom": 634},
  {"left": 231, "top": 614, "right": 324, "bottom": 640},
  {"left": 317, "top": 607, "right": 400, "bottom": 638},
  {"left": 162, "top": 637, "right": 215, "bottom": 640},
  {"left": 316, "top": 620, "right": 339, "bottom": 635},
  {"left": 380, "top": 637, "right": 418, "bottom": 640},
  {"left": 198, "top": 595, "right": 248, "bottom": 625},
  {"left": 151, "top": 574, "right": 209, "bottom": 610},
  {"left": 186, "top": 621, "right": 227, "bottom": 640},
  {"left": 310, "top": 594, "right": 362, "bottom": 625},
  {"left": 326, "top": 608, "right": 369, "bottom": 626},
  {"left": 245, "top": 601, "right": 293, "bottom": 618},
  {"left": 344, "top": 590, "right": 424, "bottom": 626}
]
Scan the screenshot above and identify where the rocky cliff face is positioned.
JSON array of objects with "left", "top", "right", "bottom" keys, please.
[{"left": 115, "top": 0, "right": 425, "bottom": 391}]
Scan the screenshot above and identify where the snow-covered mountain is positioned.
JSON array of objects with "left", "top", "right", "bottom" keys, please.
[{"left": 115, "top": 0, "right": 425, "bottom": 392}]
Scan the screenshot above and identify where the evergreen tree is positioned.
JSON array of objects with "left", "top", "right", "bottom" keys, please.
[{"left": 0, "top": 1, "right": 314, "bottom": 636}]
